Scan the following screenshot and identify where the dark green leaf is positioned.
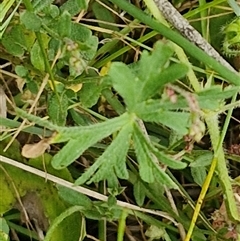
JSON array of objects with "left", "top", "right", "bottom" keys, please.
[
  {"left": 70, "top": 23, "right": 91, "bottom": 42},
  {"left": 33, "top": 0, "right": 54, "bottom": 13},
  {"left": 20, "top": 11, "right": 42, "bottom": 31},
  {"left": 133, "top": 179, "right": 145, "bottom": 206},
  {"left": 79, "top": 81, "right": 102, "bottom": 108},
  {"left": 58, "top": 11, "right": 71, "bottom": 38},
  {"left": 57, "top": 185, "right": 92, "bottom": 208},
  {"left": 48, "top": 92, "right": 68, "bottom": 126},
  {"left": 30, "top": 41, "right": 45, "bottom": 71},
  {"left": 92, "top": 2, "right": 119, "bottom": 38},
  {"left": 60, "top": 0, "right": 88, "bottom": 16}
]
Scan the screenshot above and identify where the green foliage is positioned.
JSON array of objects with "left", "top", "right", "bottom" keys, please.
[
  {"left": 0, "top": 218, "right": 9, "bottom": 241},
  {"left": 2, "top": 0, "right": 240, "bottom": 240},
  {"left": 20, "top": 11, "right": 42, "bottom": 31},
  {"left": 0, "top": 139, "right": 80, "bottom": 241},
  {"left": 48, "top": 92, "right": 69, "bottom": 126}
]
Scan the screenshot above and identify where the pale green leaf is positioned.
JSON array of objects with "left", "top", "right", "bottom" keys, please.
[
  {"left": 191, "top": 166, "right": 206, "bottom": 186},
  {"left": 30, "top": 41, "right": 45, "bottom": 71},
  {"left": 133, "top": 180, "right": 145, "bottom": 206},
  {"left": 52, "top": 114, "right": 130, "bottom": 169},
  {"left": 2, "top": 25, "right": 35, "bottom": 57},
  {"left": 70, "top": 23, "right": 91, "bottom": 43},
  {"left": 136, "top": 108, "right": 190, "bottom": 135},
  {"left": 75, "top": 122, "right": 133, "bottom": 185},
  {"left": 0, "top": 218, "right": 9, "bottom": 241},
  {"left": 133, "top": 123, "right": 178, "bottom": 188},
  {"left": 133, "top": 128, "right": 154, "bottom": 183},
  {"left": 54, "top": 113, "right": 130, "bottom": 142},
  {"left": 109, "top": 62, "right": 138, "bottom": 111}
]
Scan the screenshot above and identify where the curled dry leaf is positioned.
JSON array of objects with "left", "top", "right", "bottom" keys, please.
[{"left": 21, "top": 138, "right": 51, "bottom": 158}]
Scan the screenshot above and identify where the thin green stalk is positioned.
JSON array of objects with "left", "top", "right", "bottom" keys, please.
[
  {"left": 107, "top": 0, "right": 240, "bottom": 86},
  {"left": 205, "top": 111, "right": 239, "bottom": 222},
  {"left": 199, "top": 0, "right": 208, "bottom": 41},
  {"left": 117, "top": 209, "right": 128, "bottom": 241}
]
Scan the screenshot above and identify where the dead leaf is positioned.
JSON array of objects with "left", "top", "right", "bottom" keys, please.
[{"left": 22, "top": 139, "right": 50, "bottom": 158}]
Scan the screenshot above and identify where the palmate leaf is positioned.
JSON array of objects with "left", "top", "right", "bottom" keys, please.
[
  {"left": 133, "top": 122, "right": 182, "bottom": 188},
  {"left": 108, "top": 62, "right": 138, "bottom": 111},
  {"left": 109, "top": 41, "right": 188, "bottom": 112},
  {"left": 51, "top": 113, "right": 130, "bottom": 169},
  {"left": 136, "top": 55, "right": 188, "bottom": 101},
  {"left": 75, "top": 122, "right": 133, "bottom": 185},
  {"left": 133, "top": 129, "right": 155, "bottom": 183},
  {"left": 134, "top": 123, "right": 186, "bottom": 169},
  {"left": 135, "top": 104, "right": 190, "bottom": 135}
]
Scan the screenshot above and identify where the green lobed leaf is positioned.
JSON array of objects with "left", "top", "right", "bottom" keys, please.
[
  {"left": 136, "top": 106, "right": 190, "bottom": 135},
  {"left": 16, "top": 108, "right": 60, "bottom": 131},
  {"left": 133, "top": 127, "right": 155, "bottom": 183},
  {"left": 197, "top": 86, "right": 240, "bottom": 110},
  {"left": 75, "top": 122, "right": 133, "bottom": 185},
  {"left": 20, "top": 11, "right": 42, "bottom": 31},
  {"left": 51, "top": 114, "right": 131, "bottom": 169},
  {"left": 133, "top": 123, "right": 179, "bottom": 188},
  {"left": 109, "top": 62, "right": 138, "bottom": 111},
  {"left": 48, "top": 92, "right": 69, "bottom": 126},
  {"left": 135, "top": 41, "right": 173, "bottom": 101},
  {"left": 133, "top": 122, "right": 186, "bottom": 169},
  {"left": 53, "top": 112, "right": 130, "bottom": 142}
]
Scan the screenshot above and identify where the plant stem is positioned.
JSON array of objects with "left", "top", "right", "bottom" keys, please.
[
  {"left": 117, "top": 209, "right": 128, "bottom": 241},
  {"left": 107, "top": 0, "right": 240, "bottom": 86}
]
